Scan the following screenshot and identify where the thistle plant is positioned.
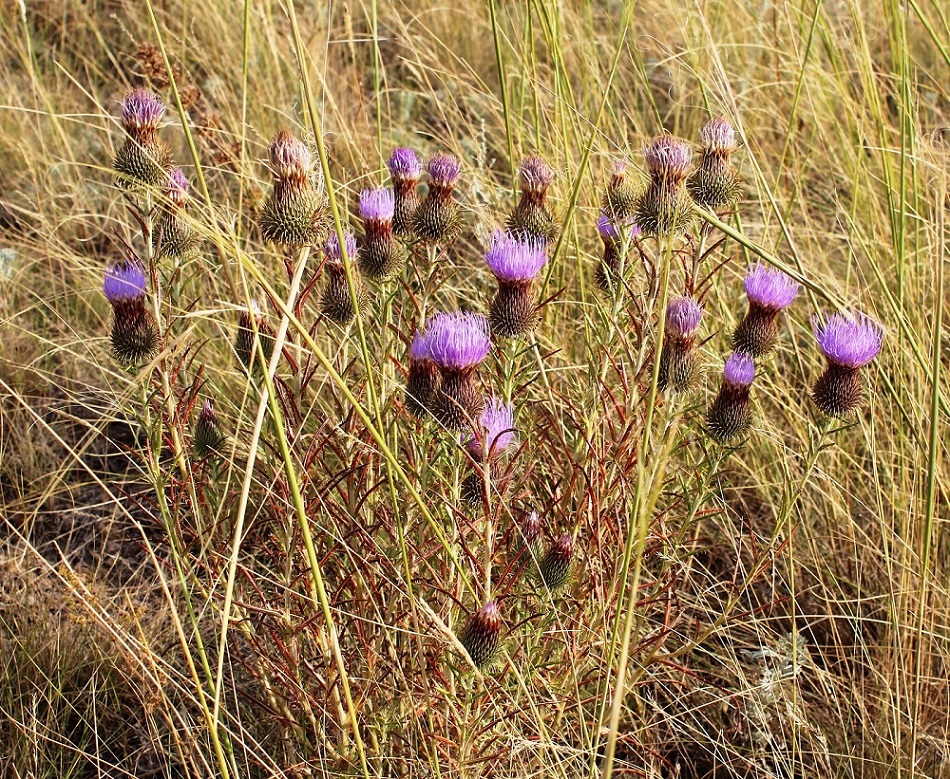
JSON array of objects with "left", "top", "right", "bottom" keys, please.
[
  {"left": 460, "top": 397, "right": 516, "bottom": 505},
  {"left": 733, "top": 264, "right": 799, "bottom": 357},
  {"left": 358, "top": 187, "right": 404, "bottom": 281},
  {"left": 459, "top": 600, "right": 502, "bottom": 669},
  {"left": 404, "top": 330, "right": 439, "bottom": 418},
  {"left": 193, "top": 398, "right": 227, "bottom": 458},
  {"left": 811, "top": 310, "right": 884, "bottom": 416},
  {"left": 234, "top": 299, "right": 275, "bottom": 370},
  {"left": 103, "top": 256, "right": 158, "bottom": 364},
  {"left": 707, "top": 352, "right": 756, "bottom": 442},
  {"left": 538, "top": 533, "right": 574, "bottom": 591},
  {"left": 688, "top": 116, "right": 742, "bottom": 211},
  {"left": 320, "top": 230, "right": 369, "bottom": 325},
  {"left": 258, "top": 129, "right": 330, "bottom": 247},
  {"left": 411, "top": 153, "right": 462, "bottom": 245},
  {"left": 594, "top": 212, "right": 640, "bottom": 292},
  {"left": 153, "top": 167, "right": 200, "bottom": 261},
  {"left": 635, "top": 135, "right": 695, "bottom": 237},
  {"left": 113, "top": 88, "right": 170, "bottom": 188},
  {"left": 506, "top": 155, "right": 558, "bottom": 244},
  {"left": 484, "top": 230, "right": 548, "bottom": 338},
  {"left": 387, "top": 147, "right": 422, "bottom": 237},
  {"left": 602, "top": 158, "right": 637, "bottom": 222},
  {"left": 422, "top": 311, "right": 492, "bottom": 430},
  {"left": 657, "top": 296, "right": 703, "bottom": 393}
]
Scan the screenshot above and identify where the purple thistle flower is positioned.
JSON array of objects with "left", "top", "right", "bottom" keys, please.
[
  {"left": 427, "top": 153, "right": 461, "bottom": 188},
  {"left": 723, "top": 352, "right": 755, "bottom": 387},
  {"left": 812, "top": 310, "right": 884, "bottom": 369},
  {"left": 359, "top": 188, "right": 395, "bottom": 224},
  {"left": 519, "top": 156, "right": 555, "bottom": 194},
  {"left": 699, "top": 116, "right": 738, "bottom": 154},
  {"left": 484, "top": 230, "right": 547, "bottom": 283},
  {"left": 409, "top": 330, "right": 431, "bottom": 361},
  {"left": 166, "top": 166, "right": 189, "bottom": 205},
  {"left": 103, "top": 259, "right": 147, "bottom": 303},
  {"left": 466, "top": 397, "right": 516, "bottom": 460},
  {"left": 388, "top": 147, "right": 422, "bottom": 182},
  {"left": 665, "top": 297, "right": 703, "bottom": 339},
  {"left": 269, "top": 130, "right": 312, "bottom": 181},
  {"left": 596, "top": 212, "right": 640, "bottom": 242},
  {"left": 643, "top": 135, "right": 693, "bottom": 179},
  {"left": 324, "top": 230, "right": 358, "bottom": 263},
  {"left": 744, "top": 264, "right": 799, "bottom": 311},
  {"left": 424, "top": 311, "right": 491, "bottom": 371},
  {"left": 120, "top": 88, "right": 165, "bottom": 131}
]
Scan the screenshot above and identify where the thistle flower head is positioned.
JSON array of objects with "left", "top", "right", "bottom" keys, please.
[
  {"left": 521, "top": 510, "right": 541, "bottom": 546},
  {"left": 120, "top": 88, "right": 165, "bottom": 131},
  {"left": 388, "top": 147, "right": 422, "bottom": 183},
  {"left": 665, "top": 296, "right": 703, "bottom": 339},
  {"left": 699, "top": 116, "right": 738, "bottom": 154},
  {"left": 484, "top": 230, "right": 547, "bottom": 283},
  {"left": 540, "top": 534, "right": 574, "bottom": 590},
  {"left": 812, "top": 310, "right": 884, "bottom": 369},
  {"left": 324, "top": 230, "right": 358, "bottom": 264},
  {"left": 359, "top": 187, "right": 395, "bottom": 224},
  {"left": 644, "top": 135, "right": 693, "bottom": 179},
  {"left": 427, "top": 153, "right": 461, "bottom": 188},
  {"left": 466, "top": 397, "right": 516, "bottom": 460},
  {"left": 459, "top": 600, "right": 502, "bottom": 668},
  {"left": 165, "top": 167, "right": 189, "bottom": 206},
  {"left": 610, "top": 158, "right": 628, "bottom": 185},
  {"left": 409, "top": 329, "right": 431, "bottom": 362},
  {"left": 519, "top": 156, "right": 555, "bottom": 194},
  {"left": 424, "top": 311, "right": 491, "bottom": 371},
  {"left": 744, "top": 264, "right": 799, "bottom": 311},
  {"left": 596, "top": 212, "right": 640, "bottom": 242},
  {"left": 268, "top": 130, "right": 312, "bottom": 182},
  {"left": 103, "top": 258, "right": 147, "bottom": 303},
  {"left": 723, "top": 352, "right": 755, "bottom": 387}
]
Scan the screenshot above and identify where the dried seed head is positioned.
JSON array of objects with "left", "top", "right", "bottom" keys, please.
[
  {"left": 269, "top": 130, "right": 313, "bottom": 184},
  {"left": 518, "top": 155, "right": 555, "bottom": 196},
  {"left": 120, "top": 88, "right": 165, "bottom": 134},
  {"left": 643, "top": 135, "right": 693, "bottom": 181},
  {"left": 699, "top": 116, "right": 738, "bottom": 156},
  {"left": 259, "top": 131, "right": 329, "bottom": 246}
]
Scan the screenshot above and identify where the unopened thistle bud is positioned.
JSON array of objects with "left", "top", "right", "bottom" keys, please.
[
  {"left": 688, "top": 116, "right": 741, "bottom": 211},
  {"left": 358, "top": 188, "right": 404, "bottom": 281},
  {"left": 635, "top": 135, "right": 695, "bottom": 237},
  {"left": 387, "top": 147, "right": 422, "bottom": 237},
  {"left": 515, "top": 509, "right": 543, "bottom": 557},
  {"left": 460, "top": 397, "right": 516, "bottom": 505},
  {"left": 484, "top": 230, "right": 548, "bottom": 338},
  {"left": 193, "top": 398, "right": 227, "bottom": 458},
  {"left": 259, "top": 130, "right": 330, "bottom": 247},
  {"left": 235, "top": 300, "right": 275, "bottom": 369},
  {"left": 103, "top": 257, "right": 158, "bottom": 364},
  {"left": 707, "top": 352, "right": 755, "bottom": 442},
  {"left": 404, "top": 330, "right": 439, "bottom": 418},
  {"left": 601, "top": 159, "right": 638, "bottom": 221},
  {"left": 320, "top": 231, "right": 369, "bottom": 325},
  {"left": 424, "top": 311, "right": 491, "bottom": 430},
  {"left": 459, "top": 600, "right": 502, "bottom": 669},
  {"left": 732, "top": 264, "right": 799, "bottom": 357},
  {"left": 811, "top": 311, "right": 883, "bottom": 416},
  {"left": 594, "top": 212, "right": 641, "bottom": 292},
  {"left": 506, "top": 155, "right": 558, "bottom": 244},
  {"left": 113, "top": 88, "right": 171, "bottom": 188},
  {"left": 658, "top": 296, "right": 703, "bottom": 393},
  {"left": 539, "top": 533, "right": 574, "bottom": 591},
  {"left": 411, "top": 153, "right": 463, "bottom": 245},
  {"left": 153, "top": 167, "right": 200, "bottom": 261}
]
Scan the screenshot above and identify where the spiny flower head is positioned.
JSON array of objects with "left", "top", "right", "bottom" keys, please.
[
  {"left": 466, "top": 397, "right": 516, "bottom": 460},
  {"left": 424, "top": 311, "right": 491, "bottom": 371},
  {"left": 596, "top": 212, "right": 640, "bottom": 242},
  {"left": 665, "top": 297, "right": 703, "bottom": 339},
  {"left": 723, "top": 352, "right": 755, "bottom": 387},
  {"left": 484, "top": 230, "right": 547, "bottom": 283},
  {"left": 103, "top": 258, "right": 147, "bottom": 304},
  {"left": 269, "top": 130, "right": 312, "bottom": 183},
  {"left": 166, "top": 167, "right": 189, "bottom": 207},
  {"left": 324, "top": 230, "right": 358, "bottom": 264},
  {"left": 699, "top": 116, "right": 738, "bottom": 155},
  {"left": 812, "top": 310, "right": 884, "bottom": 369},
  {"left": 120, "top": 88, "right": 165, "bottom": 132},
  {"left": 459, "top": 600, "right": 502, "bottom": 669},
  {"left": 427, "top": 153, "right": 461, "bottom": 189},
  {"left": 519, "top": 156, "right": 555, "bottom": 195},
  {"left": 359, "top": 187, "right": 395, "bottom": 224},
  {"left": 744, "top": 264, "right": 799, "bottom": 311},
  {"left": 388, "top": 147, "right": 422, "bottom": 183},
  {"left": 409, "top": 330, "right": 431, "bottom": 362},
  {"left": 644, "top": 135, "right": 693, "bottom": 180}
]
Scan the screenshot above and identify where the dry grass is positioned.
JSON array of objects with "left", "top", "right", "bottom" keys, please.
[{"left": 0, "top": 0, "right": 948, "bottom": 777}]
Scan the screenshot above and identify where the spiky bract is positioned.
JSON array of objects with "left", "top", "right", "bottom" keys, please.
[
  {"left": 459, "top": 601, "right": 502, "bottom": 669},
  {"left": 707, "top": 353, "right": 755, "bottom": 442}
]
